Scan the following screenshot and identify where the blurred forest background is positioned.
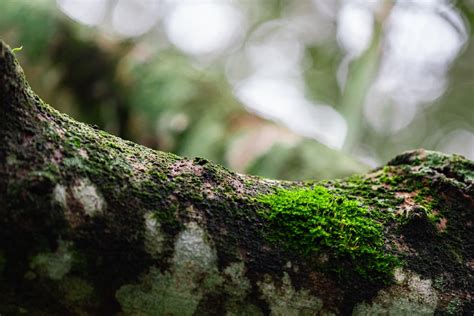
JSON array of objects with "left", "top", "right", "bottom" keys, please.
[{"left": 1, "top": 0, "right": 473, "bottom": 180}]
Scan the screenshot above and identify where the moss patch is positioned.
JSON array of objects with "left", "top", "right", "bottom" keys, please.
[
  {"left": 258, "top": 272, "right": 323, "bottom": 315},
  {"left": 29, "top": 240, "right": 73, "bottom": 281},
  {"left": 115, "top": 221, "right": 220, "bottom": 315},
  {"left": 257, "top": 186, "right": 399, "bottom": 283}
]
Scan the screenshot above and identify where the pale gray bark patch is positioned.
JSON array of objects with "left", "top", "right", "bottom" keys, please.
[
  {"left": 257, "top": 272, "right": 325, "bottom": 315},
  {"left": 353, "top": 268, "right": 438, "bottom": 315},
  {"left": 71, "top": 178, "right": 105, "bottom": 217}
]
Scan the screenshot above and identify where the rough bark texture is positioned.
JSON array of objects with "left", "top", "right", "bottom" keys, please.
[{"left": 0, "top": 40, "right": 473, "bottom": 315}]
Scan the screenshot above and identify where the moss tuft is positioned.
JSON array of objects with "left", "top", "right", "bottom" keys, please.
[
  {"left": 257, "top": 186, "right": 399, "bottom": 282},
  {"left": 380, "top": 166, "right": 403, "bottom": 186}
]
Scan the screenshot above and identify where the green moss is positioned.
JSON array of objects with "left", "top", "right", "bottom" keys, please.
[
  {"left": 116, "top": 269, "right": 202, "bottom": 315},
  {"left": 380, "top": 166, "right": 403, "bottom": 186},
  {"left": 68, "top": 136, "right": 82, "bottom": 149},
  {"left": 451, "top": 155, "right": 474, "bottom": 182},
  {"left": 257, "top": 186, "right": 399, "bottom": 282},
  {"left": 328, "top": 174, "right": 401, "bottom": 218},
  {"left": 60, "top": 277, "right": 95, "bottom": 307},
  {"left": 446, "top": 298, "right": 462, "bottom": 315},
  {"left": 29, "top": 241, "right": 73, "bottom": 280},
  {"left": 63, "top": 157, "right": 87, "bottom": 170},
  {"left": 412, "top": 189, "right": 441, "bottom": 225}
]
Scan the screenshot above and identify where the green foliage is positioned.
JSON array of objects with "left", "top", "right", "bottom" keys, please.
[{"left": 257, "top": 186, "right": 399, "bottom": 282}]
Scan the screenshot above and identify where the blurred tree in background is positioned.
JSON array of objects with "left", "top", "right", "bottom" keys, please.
[{"left": 1, "top": 0, "right": 472, "bottom": 180}]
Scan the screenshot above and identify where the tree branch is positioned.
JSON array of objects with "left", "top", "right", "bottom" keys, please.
[{"left": 1, "top": 40, "right": 473, "bottom": 315}]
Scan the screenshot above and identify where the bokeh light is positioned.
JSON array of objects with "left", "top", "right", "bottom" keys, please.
[
  {"left": 112, "top": 0, "right": 161, "bottom": 37},
  {"left": 163, "top": 1, "right": 245, "bottom": 57},
  {"left": 57, "top": 0, "right": 108, "bottom": 26}
]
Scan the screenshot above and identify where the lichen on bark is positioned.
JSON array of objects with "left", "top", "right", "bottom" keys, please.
[{"left": 1, "top": 40, "right": 473, "bottom": 315}]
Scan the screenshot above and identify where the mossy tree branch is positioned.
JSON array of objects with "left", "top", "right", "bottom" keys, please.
[{"left": 1, "top": 40, "right": 473, "bottom": 315}]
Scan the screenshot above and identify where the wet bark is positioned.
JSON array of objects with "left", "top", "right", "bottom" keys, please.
[{"left": 1, "top": 40, "right": 473, "bottom": 315}]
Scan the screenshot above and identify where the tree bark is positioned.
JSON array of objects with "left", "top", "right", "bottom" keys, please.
[{"left": 0, "top": 40, "right": 472, "bottom": 315}]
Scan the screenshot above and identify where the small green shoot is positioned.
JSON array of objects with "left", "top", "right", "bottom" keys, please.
[{"left": 12, "top": 46, "right": 23, "bottom": 53}]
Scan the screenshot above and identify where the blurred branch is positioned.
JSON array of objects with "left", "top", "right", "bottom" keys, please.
[{"left": 341, "top": 1, "right": 394, "bottom": 153}]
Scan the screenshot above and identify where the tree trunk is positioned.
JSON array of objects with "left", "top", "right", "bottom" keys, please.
[{"left": 0, "top": 40, "right": 472, "bottom": 315}]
